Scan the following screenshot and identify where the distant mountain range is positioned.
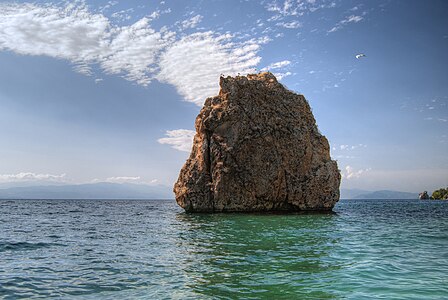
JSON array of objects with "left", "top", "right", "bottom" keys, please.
[
  {"left": 0, "top": 182, "right": 173, "bottom": 199},
  {"left": 0, "top": 182, "right": 417, "bottom": 200},
  {"left": 340, "top": 189, "right": 418, "bottom": 199}
]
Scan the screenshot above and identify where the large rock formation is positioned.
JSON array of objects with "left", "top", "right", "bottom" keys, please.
[{"left": 174, "top": 72, "right": 341, "bottom": 212}]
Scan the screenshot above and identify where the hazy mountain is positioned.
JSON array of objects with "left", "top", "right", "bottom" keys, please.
[
  {"left": 0, "top": 182, "right": 173, "bottom": 199},
  {"left": 341, "top": 189, "right": 418, "bottom": 199},
  {"left": 355, "top": 190, "right": 418, "bottom": 199},
  {"left": 0, "top": 184, "right": 417, "bottom": 200},
  {"left": 0, "top": 181, "right": 67, "bottom": 189},
  {"left": 340, "top": 189, "right": 371, "bottom": 199}
]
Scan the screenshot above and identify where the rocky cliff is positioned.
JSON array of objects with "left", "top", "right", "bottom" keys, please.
[{"left": 174, "top": 72, "right": 341, "bottom": 212}]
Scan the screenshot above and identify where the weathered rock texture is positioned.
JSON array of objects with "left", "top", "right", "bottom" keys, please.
[{"left": 174, "top": 72, "right": 341, "bottom": 212}]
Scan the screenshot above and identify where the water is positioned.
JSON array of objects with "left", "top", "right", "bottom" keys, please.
[{"left": 1, "top": 199, "right": 447, "bottom": 299}]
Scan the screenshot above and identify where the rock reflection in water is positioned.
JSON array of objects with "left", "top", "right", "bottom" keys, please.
[{"left": 175, "top": 212, "right": 342, "bottom": 299}]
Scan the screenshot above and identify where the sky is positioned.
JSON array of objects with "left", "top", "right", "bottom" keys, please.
[{"left": 0, "top": 0, "right": 447, "bottom": 193}]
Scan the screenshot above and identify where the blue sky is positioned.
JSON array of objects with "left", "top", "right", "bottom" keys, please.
[{"left": 0, "top": 0, "right": 447, "bottom": 192}]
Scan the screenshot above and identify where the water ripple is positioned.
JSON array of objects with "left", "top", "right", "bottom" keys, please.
[{"left": 0, "top": 199, "right": 447, "bottom": 299}]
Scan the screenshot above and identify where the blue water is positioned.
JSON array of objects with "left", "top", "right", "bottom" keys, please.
[{"left": 0, "top": 199, "right": 447, "bottom": 299}]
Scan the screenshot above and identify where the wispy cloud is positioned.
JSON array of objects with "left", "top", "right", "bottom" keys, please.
[
  {"left": 105, "top": 176, "right": 141, "bottom": 183},
  {"left": 266, "top": 0, "right": 337, "bottom": 21},
  {"left": 100, "top": 17, "right": 174, "bottom": 86},
  {"left": 273, "top": 72, "right": 292, "bottom": 80},
  {"left": 260, "top": 60, "right": 292, "bottom": 80},
  {"left": 261, "top": 60, "right": 291, "bottom": 71},
  {"left": 180, "top": 14, "right": 203, "bottom": 30},
  {"left": 335, "top": 143, "right": 367, "bottom": 151},
  {"left": 275, "top": 21, "right": 301, "bottom": 29},
  {"left": 0, "top": 172, "right": 67, "bottom": 182},
  {"left": 341, "top": 165, "right": 371, "bottom": 179},
  {"left": 328, "top": 15, "right": 364, "bottom": 33},
  {"left": 266, "top": 0, "right": 298, "bottom": 17},
  {"left": 158, "top": 129, "right": 195, "bottom": 152},
  {"left": 0, "top": 2, "right": 265, "bottom": 105},
  {"left": 0, "top": 3, "right": 173, "bottom": 85},
  {"left": 157, "top": 32, "right": 261, "bottom": 105},
  {"left": 110, "top": 8, "right": 134, "bottom": 22}
]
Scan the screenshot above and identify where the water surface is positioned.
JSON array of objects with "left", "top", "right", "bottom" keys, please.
[{"left": 1, "top": 199, "right": 447, "bottom": 299}]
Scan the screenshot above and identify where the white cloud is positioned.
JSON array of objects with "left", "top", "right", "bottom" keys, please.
[
  {"left": 0, "top": 2, "right": 174, "bottom": 86},
  {"left": 266, "top": 0, "right": 336, "bottom": 20},
  {"left": 273, "top": 72, "right": 292, "bottom": 80},
  {"left": 342, "top": 165, "right": 371, "bottom": 179},
  {"left": 266, "top": 0, "right": 298, "bottom": 16},
  {"left": 157, "top": 32, "right": 261, "bottom": 105},
  {"left": 328, "top": 15, "right": 364, "bottom": 33},
  {"left": 346, "top": 15, "right": 363, "bottom": 23},
  {"left": 105, "top": 176, "right": 141, "bottom": 183},
  {"left": 337, "top": 143, "right": 367, "bottom": 151},
  {"left": 100, "top": 17, "right": 175, "bottom": 86},
  {"left": 0, "top": 2, "right": 264, "bottom": 106},
  {"left": 0, "top": 3, "right": 110, "bottom": 62},
  {"left": 261, "top": 60, "right": 291, "bottom": 71},
  {"left": 180, "top": 15, "right": 203, "bottom": 30},
  {"left": 110, "top": 8, "right": 134, "bottom": 22},
  {"left": 158, "top": 129, "right": 195, "bottom": 152},
  {"left": 276, "top": 21, "right": 301, "bottom": 29},
  {"left": 0, "top": 172, "right": 67, "bottom": 182}
]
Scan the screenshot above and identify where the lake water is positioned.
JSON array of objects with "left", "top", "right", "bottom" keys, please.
[{"left": 1, "top": 199, "right": 447, "bottom": 299}]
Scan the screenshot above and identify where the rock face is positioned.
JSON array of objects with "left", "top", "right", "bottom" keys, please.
[
  {"left": 419, "top": 191, "right": 430, "bottom": 200},
  {"left": 174, "top": 72, "right": 341, "bottom": 212}
]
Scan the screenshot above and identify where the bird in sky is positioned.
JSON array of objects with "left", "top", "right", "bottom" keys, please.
[{"left": 355, "top": 53, "right": 366, "bottom": 59}]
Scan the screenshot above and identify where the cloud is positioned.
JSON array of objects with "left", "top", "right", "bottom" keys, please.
[
  {"left": 273, "top": 72, "right": 292, "bottom": 80},
  {"left": 0, "top": 172, "right": 67, "bottom": 182},
  {"left": 0, "top": 3, "right": 109, "bottom": 62},
  {"left": 342, "top": 165, "right": 371, "bottom": 179},
  {"left": 0, "top": 2, "right": 173, "bottom": 85},
  {"left": 266, "top": 0, "right": 298, "bottom": 16},
  {"left": 157, "top": 32, "right": 261, "bottom": 105},
  {"left": 337, "top": 143, "right": 367, "bottom": 151},
  {"left": 105, "top": 176, "right": 141, "bottom": 183},
  {"left": 328, "top": 15, "right": 364, "bottom": 33},
  {"left": 110, "top": 8, "right": 134, "bottom": 22},
  {"left": 180, "top": 15, "right": 203, "bottom": 30},
  {"left": 266, "top": 0, "right": 336, "bottom": 20},
  {"left": 261, "top": 60, "right": 292, "bottom": 79},
  {"left": 100, "top": 17, "right": 175, "bottom": 86},
  {"left": 0, "top": 2, "right": 264, "bottom": 105},
  {"left": 275, "top": 21, "right": 301, "bottom": 29},
  {"left": 261, "top": 60, "right": 291, "bottom": 71},
  {"left": 158, "top": 129, "right": 195, "bottom": 152}
]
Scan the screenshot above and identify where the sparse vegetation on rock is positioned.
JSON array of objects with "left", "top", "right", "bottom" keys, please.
[{"left": 431, "top": 188, "right": 448, "bottom": 200}]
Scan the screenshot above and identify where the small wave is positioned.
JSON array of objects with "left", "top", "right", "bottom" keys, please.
[{"left": 0, "top": 241, "right": 64, "bottom": 252}]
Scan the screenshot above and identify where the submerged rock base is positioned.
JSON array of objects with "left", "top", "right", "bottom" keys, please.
[{"left": 174, "top": 72, "right": 341, "bottom": 212}]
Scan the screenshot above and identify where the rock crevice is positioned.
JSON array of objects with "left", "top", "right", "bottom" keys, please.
[{"left": 174, "top": 72, "right": 341, "bottom": 212}]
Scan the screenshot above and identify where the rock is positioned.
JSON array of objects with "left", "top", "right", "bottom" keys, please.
[
  {"left": 419, "top": 191, "right": 430, "bottom": 200},
  {"left": 174, "top": 72, "right": 341, "bottom": 212}
]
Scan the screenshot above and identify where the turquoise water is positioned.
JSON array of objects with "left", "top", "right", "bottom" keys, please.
[{"left": 1, "top": 199, "right": 447, "bottom": 299}]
